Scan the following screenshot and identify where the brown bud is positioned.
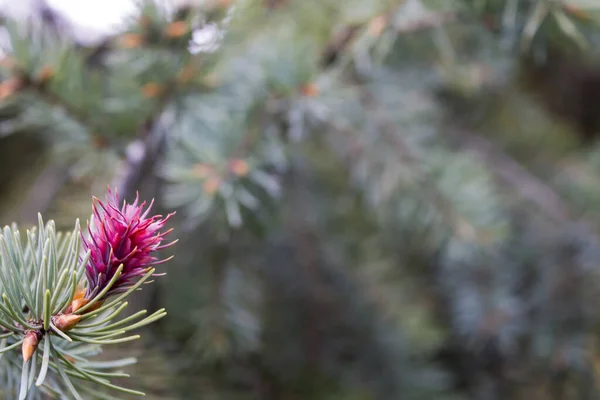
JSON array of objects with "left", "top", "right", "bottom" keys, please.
[
  {"left": 165, "top": 21, "right": 190, "bottom": 38},
  {"left": 66, "top": 298, "right": 104, "bottom": 313},
  {"left": 22, "top": 330, "right": 41, "bottom": 362},
  {"left": 73, "top": 287, "right": 86, "bottom": 302},
  {"left": 68, "top": 287, "right": 87, "bottom": 313},
  {"left": 368, "top": 15, "right": 387, "bottom": 36},
  {"left": 563, "top": 5, "right": 589, "bottom": 19},
  {"left": 38, "top": 65, "right": 54, "bottom": 82},
  {"left": 52, "top": 314, "right": 81, "bottom": 332},
  {"left": 119, "top": 33, "right": 144, "bottom": 48},
  {"left": 90, "top": 134, "right": 109, "bottom": 149},
  {"left": 70, "top": 297, "right": 103, "bottom": 314},
  {"left": 139, "top": 15, "right": 152, "bottom": 27},
  {"left": 299, "top": 82, "right": 319, "bottom": 97},
  {"left": 228, "top": 159, "right": 249, "bottom": 177},
  {"left": 0, "top": 77, "right": 23, "bottom": 100},
  {"left": 192, "top": 163, "right": 214, "bottom": 178},
  {"left": 177, "top": 64, "right": 196, "bottom": 84},
  {"left": 212, "top": 330, "right": 227, "bottom": 352},
  {"left": 70, "top": 297, "right": 87, "bottom": 313},
  {"left": 142, "top": 82, "right": 163, "bottom": 98},
  {"left": 203, "top": 176, "right": 222, "bottom": 194},
  {"left": 0, "top": 57, "right": 17, "bottom": 69},
  {"left": 202, "top": 73, "right": 220, "bottom": 88},
  {"left": 266, "top": 0, "right": 288, "bottom": 9}
]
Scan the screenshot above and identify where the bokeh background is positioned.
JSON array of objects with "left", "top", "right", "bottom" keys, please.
[{"left": 2, "top": 0, "right": 600, "bottom": 399}]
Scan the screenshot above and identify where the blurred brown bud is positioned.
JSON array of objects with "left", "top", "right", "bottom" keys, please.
[
  {"left": 203, "top": 73, "right": 220, "bottom": 88},
  {"left": 265, "top": 0, "right": 288, "bottom": 8},
  {"left": 368, "top": 15, "right": 387, "bottom": 36},
  {"left": 139, "top": 15, "right": 152, "bottom": 27},
  {"left": 192, "top": 163, "right": 214, "bottom": 178},
  {"left": 211, "top": 329, "right": 228, "bottom": 352},
  {"left": 218, "top": 0, "right": 233, "bottom": 8},
  {"left": 0, "top": 57, "right": 17, "bottom": 69},
  {"left": 177, "top": 64, "right": 196, "bottom": 84},
  {"left": 299, "top": 82, "right": 319, "bottom": 97},
  {"left": 38, "top": 65, "right": 54, "bottom": 83},
  {"left": 165, "top": 21, "right": 190, "bottom": 38},
  {"left": 90, "top": 134, "right": 109, "bottom": 149},
  {"left": 455, "top": 218, "right": 477, "bottom": 241},
  {"left": 52, "top": 314, "right": 81, "bottom": 332},
  {"left": 203, "top": 176, "right": 222, "bottom": 194},
  {"left": 0, "top": 77, "right": 23, "bottom": 100},
  {"left": 481, "top": 14, "right": 498, "bottom": 31},
  {"left": 228, "top": 159, "right": 250, "bottom": 177},
  {"left": 119, "top": 33, "right": 144, "bottom": 49},
  {"left": 563, "top": 5, "right": 589, "bottom": 19},
  {"left": 142, "top": 82, "right": 163, "bottom": 98},
  {"left": 22, "top": 330, "right": 41, "bottom": 362}
]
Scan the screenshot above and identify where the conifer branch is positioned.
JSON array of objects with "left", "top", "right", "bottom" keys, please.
[
  {"left": 356, "top": 83, "right": 481, "bottom": 241},
  {"left": 0, "top": 188, "right": 175, "bottom": 398},
  {"left": 446, "top": 127, "right": 573, "bottom": 222},
  {"left": 26, "top": 82, "right": 101, "bottom": 142}
]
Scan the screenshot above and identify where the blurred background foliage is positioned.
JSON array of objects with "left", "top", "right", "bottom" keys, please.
[{"left": 3, "top": 0, "right": 600, "bottom": 398}]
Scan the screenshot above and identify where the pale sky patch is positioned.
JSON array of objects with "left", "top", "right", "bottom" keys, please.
[
  {"left": 0, "top": 0, "right": 224, "bottom": 53},
  {"left": 46, "top": 0, "right": 139, "bottom": 34}
]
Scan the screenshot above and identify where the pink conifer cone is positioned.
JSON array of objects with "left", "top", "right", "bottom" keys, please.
[{"left": 81, "top": 187, "right": 176, "bottom": 302}]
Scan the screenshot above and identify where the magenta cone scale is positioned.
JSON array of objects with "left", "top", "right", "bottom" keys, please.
[{"left": 82, "top": 188, "right": 175, "bottom": 300}]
